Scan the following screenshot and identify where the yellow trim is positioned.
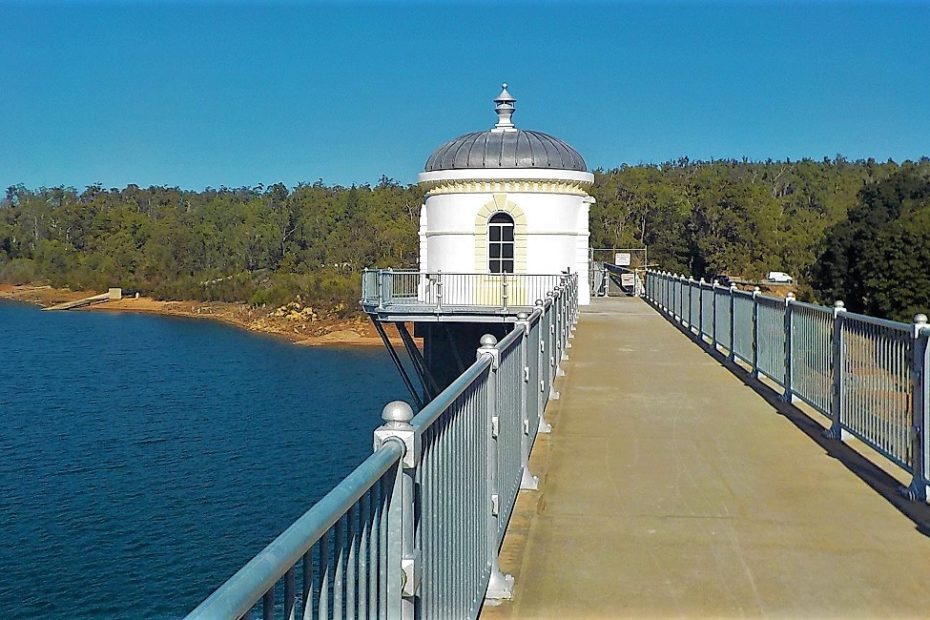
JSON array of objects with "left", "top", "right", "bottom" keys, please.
[{"left": 423, "top": 179, "right": 590, "bottom": 198}]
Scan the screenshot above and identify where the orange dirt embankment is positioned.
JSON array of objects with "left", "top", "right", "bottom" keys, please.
[{"left": 0, "top": 284, "right": 414, "bottom": 348}]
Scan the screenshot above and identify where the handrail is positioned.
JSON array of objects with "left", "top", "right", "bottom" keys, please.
[
  {"left": 644, "top": 269, "right": 930, "bottom": 503},
  {"left": 841, "top": 310, "right": 911, "bottom": 332},
  {"left": 496, "top": 324, "right": 524, "bottom": 352},
  {"left": 360, "top": 269, "right": 570, "bottom": 312},
  {"left": 186, "top": 440, "right": 404, "bottom": 619},
  {"left": 186, "top": 270, "right": 581, "bottom": 619},
  {"left": 411, "top": 357, "right": 492, "bottom": 433}
]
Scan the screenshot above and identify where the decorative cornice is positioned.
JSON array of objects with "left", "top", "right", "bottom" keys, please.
[{"left": 423, "top": 179, "right": 591, "bottom": 198}]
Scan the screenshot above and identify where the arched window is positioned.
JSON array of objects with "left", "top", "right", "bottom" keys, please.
[{"left": 488, "top": 212, "right": 515, "bottom": 274}]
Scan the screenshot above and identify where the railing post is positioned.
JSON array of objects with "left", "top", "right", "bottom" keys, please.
[
  {"left": 751, "top": 287, "right": 760, "bottom": 378},
  {"left": 502, "top": 273, "right": 509, "bottom": 311},
  {"left": 555, "top": 288, "right": 567, "bottom": 372},
  {"left": 664, "top": 271, "right": 670, "bottom": 311},
  {"left": 711, "top": 282, "right": 718, "bottom": 350},
  {"left": 729, "top": 284, "right": 737, "bottom": 362},
  {"left": 372, "top": 401, "right": 418, "bottom": 619},
  {"left": 569, "top": 274, "right": 577, "bottom": 331},
  {"left": 378, "top": 269, "right": 386, "bottom": 309},
  {"left": 546, "top": 293, "right": 560, "bottom": 401},
  {"left": 659, "top": 271, "right": 665, "bottom": 309},
  {"left": 436, "top": 270, "right": 443, "bottom": 311},
  {"left": 535, "top": 299, "right": 552, "bottom": 432},
  {"left": 477, "top": 335, "right": 514, "bottom": 600},
  {"left": 783, "top": 293, "right": 795, "bottom": 402},
  {"left": 679, "top": 275, "right": 685, "bottom": 321},
  {"left": 825, "top": 300, "right": 847, "bottom": 440},
  {"left": 698, "top": 278, "right": 705, "bottom": 339},
  {"left": 905, "top": 314, "right": 929, "bottom": 502},
  {"left": 688, "top": 276, "right": 694, "bottom": 332},
  {"left": 515, "top": 312, "right": 539, "bottom": 490},
  {"left": 559, "top": 285, "right": 570, "bottom": 356}
]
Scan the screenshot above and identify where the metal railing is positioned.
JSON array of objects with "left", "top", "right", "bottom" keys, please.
[
  {"left": 186, "top": 273, "right": 580, "bottom": 619},
  {"left": 645, "top": 270, "right": 930, "bottom": 502},
  {"left": 361, "top": 269, "right": 571, "bottom": 311}
]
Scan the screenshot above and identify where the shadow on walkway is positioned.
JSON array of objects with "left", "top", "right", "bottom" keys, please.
[{"left": 653, "top": 300, "right": 930, "bottom": 539}]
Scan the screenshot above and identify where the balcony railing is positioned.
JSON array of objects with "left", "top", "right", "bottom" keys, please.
[{"left": 361, "top": 269, "right": 572, "bottom": 312}]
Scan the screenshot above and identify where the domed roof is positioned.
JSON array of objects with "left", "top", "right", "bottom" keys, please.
[{"left": 424, "top": 84, "right": 587, "bottom": 173}]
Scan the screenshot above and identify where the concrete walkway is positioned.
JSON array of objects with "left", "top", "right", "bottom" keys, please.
[{"left": 486, "top": 296, "right": 930, "bottom": 619}]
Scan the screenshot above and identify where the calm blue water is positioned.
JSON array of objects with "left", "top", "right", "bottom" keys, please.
[{"left": 0, "top": 302, "right": 402, "bottom": 618}]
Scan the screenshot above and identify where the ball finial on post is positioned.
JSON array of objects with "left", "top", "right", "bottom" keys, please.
[{"left": 381, "top": 400, "right": 414, "bottom": 426}]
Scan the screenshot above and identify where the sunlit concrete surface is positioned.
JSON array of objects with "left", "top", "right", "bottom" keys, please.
[{"left": 484, "top": 296, "right": 930, "bottom": 619}]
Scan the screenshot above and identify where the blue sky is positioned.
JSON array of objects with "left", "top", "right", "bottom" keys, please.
[{"left": 1, "top": 1, "right": 928, "bottom": 190}]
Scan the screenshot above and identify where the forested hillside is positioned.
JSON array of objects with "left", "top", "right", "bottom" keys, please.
[
  {"left": 2, "top": 158, "right": 928, "bottom": 319},
  {"left": 0, "top": 177, "right": 422, "bottom": 311}
]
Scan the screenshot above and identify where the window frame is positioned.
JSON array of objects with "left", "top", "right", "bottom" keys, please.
[{"left": 487, "top": 212, "right": 515, "bottom": 274}]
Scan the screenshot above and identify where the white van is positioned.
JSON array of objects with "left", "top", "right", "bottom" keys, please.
[{"left": 767, "top": 271, "right": 793, "bottom": 283}]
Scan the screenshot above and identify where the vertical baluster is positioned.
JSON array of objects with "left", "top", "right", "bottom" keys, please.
[
  {"left": 426, "top": 428, "right": 435, "bottom": 616},
  {"left": 263, "top": 587, "right": 274, "bottom": 620},
  {"left": 347, "top": 504, "right": 357, "bottom": 618},
  {"left": 358, "top": 493, "right": 369, "bottom": 619},
  {"left": 330, "top": 516, "right": 345, "bottom": 618},
  {"left": 368, "top": 483, "right": 379, "bottom": 617},
  {"left": 284, "top": 567, "right": 296, "bottom": 620},
  {"left": 379, "top": 475, "right": 389, "bottom": 616},
  {"left": 302, "top": 547, "right": 313, "bottom": 620},
  {"left": 318, "top": 530, "right": 330, "bottom": 619}
]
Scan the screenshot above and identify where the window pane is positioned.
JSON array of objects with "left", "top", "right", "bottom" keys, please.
[
  {"left": 503, "top": 226, "right": 514, "bottom": 242},
  {"left": 502, "top": 259, "right": 514, "bottom": 273},
  {"left": 502, "top": 244, "right": 514, "bottom": 259},
  {"left": 490, "top": 213, "right": 513, "bottom": 224},
  {"left": 489, "top": 226, "right": 501, "bottom": 241},
  {"left": 490, "top": 244, "right": 501, "bottom": 258},
  {"left": 489, "top": 260, "right": 501, "bottom": 274}
]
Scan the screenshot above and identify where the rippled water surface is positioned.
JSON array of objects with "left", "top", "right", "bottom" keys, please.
[{"left": 0, "top": 302, "right": 402, "bottom": 618}]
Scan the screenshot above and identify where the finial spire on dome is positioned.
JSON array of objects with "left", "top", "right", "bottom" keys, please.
[{"left": 492, "top": 83, "right": 516, "bottom": 132}]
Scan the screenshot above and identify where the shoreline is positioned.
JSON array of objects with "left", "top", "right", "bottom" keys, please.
[{"left": 0, "top": 284, "right": 401, "bottom": 348}]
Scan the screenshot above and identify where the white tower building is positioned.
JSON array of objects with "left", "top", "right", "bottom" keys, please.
[{"left": 417, "top": 84, "right": 594, "bottom": 305}]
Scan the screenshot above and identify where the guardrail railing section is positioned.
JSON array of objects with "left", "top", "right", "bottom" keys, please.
[
  {"left": 186, "top": 441, "right": 405, "bottom": 620},
  {"left": 755, "top": 295, "right": 788, "bottom": 388},
  {"left": 361, "top": 269, "right": 569, "bottom": 311},
  {"left": 731, "top": 289, "right": 755, "bottom": 364},
  {"left": 838, "top": 315, "right": 913, "bottom": 469},
  {"left": 187, "top": 273, "right": 579, "bottom": 619},
  {"left": 790, "top": 301, "right": 834, "bottom": 416},
  {"left": 644, "top": 270, "right": 930, "bottom": 504},
  {"left": 700, "top": 281, "right": 715, "bottom": 343},
  {"left": 412, "top": 356, "right": 496, "bottom": 618}
]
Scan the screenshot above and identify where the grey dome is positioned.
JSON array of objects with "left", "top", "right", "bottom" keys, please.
[
  {"left": 423, "top": 83, "right": 587, "bottom": 173},
  {"left": 424, "top": 130, "right": 587, "bottom": 173}
]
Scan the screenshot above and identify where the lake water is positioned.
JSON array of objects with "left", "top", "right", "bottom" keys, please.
[{"left": 0, "top": 301, "right": 403, "bottom": 618}]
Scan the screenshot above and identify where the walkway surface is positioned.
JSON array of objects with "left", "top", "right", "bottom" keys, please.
[{"left": 486, "top": 296, "right": 930, "bottom": 619}]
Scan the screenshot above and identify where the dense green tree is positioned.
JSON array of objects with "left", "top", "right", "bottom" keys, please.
[
  {"left": 813, "top": 164, "right": 930, "bottom": 320},
  {"left": 1, "top": 157, "right": 927, "bottom": 319}
]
